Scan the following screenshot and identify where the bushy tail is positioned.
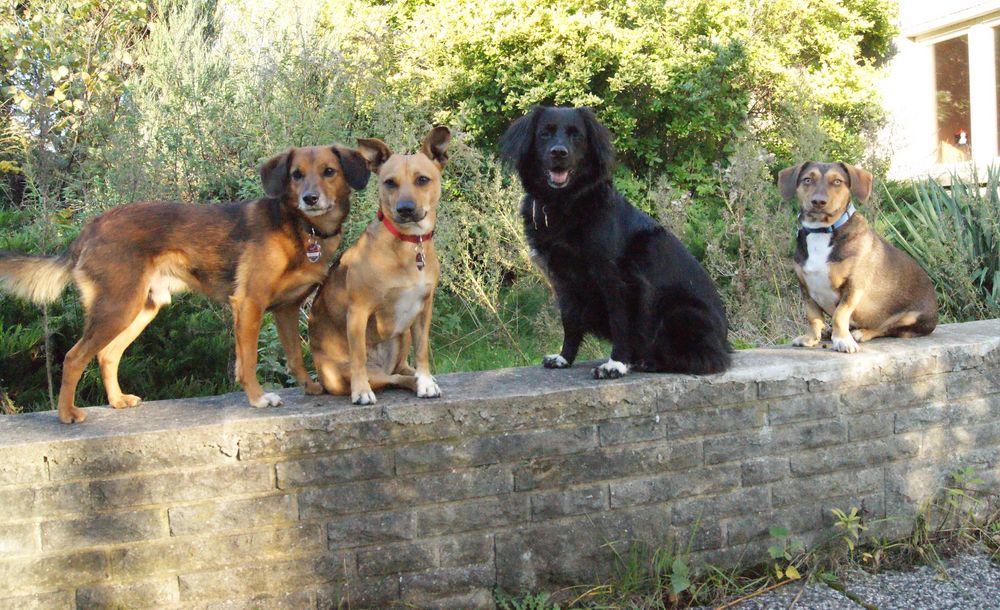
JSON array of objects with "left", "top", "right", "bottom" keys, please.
[
  {"left": 0, "top": 251, "right": 73, "bottom": 305},
  {"left": 638, "top": 294, "right": 732, "bottom": 375}
]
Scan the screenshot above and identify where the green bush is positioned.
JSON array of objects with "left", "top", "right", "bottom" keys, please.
[{"left": 1, "top": 0, "right": 902, "bottom": 413}]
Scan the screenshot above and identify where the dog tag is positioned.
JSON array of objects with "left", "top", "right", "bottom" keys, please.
[
  {"left": 415, "top": 251, "right": 425, "bottom": 271},
  {"left": 306, "top": 241, "right": 321, "bottom": 263}
]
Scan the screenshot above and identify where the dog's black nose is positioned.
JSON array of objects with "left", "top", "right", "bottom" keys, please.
[
  {"left": 811, "top": 197, "right": 827, "bottom": 207},
  {"left": 549, "top": 145, "right": 568, "bottom": 159},
  {"left": 396, "top": 200, "right": 416, "bottom": 217},
  {"left": 302, "top": 193, "right": 319, "bottom": 207}
]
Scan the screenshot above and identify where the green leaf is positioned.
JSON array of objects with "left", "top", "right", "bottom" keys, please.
[{"left": 769, "top": 525, "right": 789, "bottom": 538}]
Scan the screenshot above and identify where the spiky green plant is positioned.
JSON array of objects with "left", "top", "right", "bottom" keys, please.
[{"left": 881, "top": 167, "right": 1000, "bottom": 321}]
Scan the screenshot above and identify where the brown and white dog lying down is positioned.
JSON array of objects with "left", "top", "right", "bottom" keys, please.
[
  {"left": 778, "top": 161, "right": 938, "bottom": 353},
  {"left": 308, "top": 127, "right": 450, "bottom": 405},
  {"left": 0, "top": 145, "right": 370, "bottom": 423}
]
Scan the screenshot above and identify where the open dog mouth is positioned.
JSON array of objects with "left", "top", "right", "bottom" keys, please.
[{"left": 546, "top": 169, "right": 571, "bottom": 188}]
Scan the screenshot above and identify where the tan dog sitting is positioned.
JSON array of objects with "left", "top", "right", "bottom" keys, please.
[
  {"left": 778, "top": 161, "right": 938, "bottom": 353},
  {"left": 309, "top": 127, "right": 450, "bottom": 404}
]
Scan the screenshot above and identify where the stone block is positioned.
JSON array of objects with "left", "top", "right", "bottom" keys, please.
[
  {"left": 767, "top": 393, "right": 839, "bottom": 425},
  {"left": 609, "top": 464, "right": 741, "bottom": 508},
  {"left": 395, "top": 426, "right": 597, "bottom": 474},
  {"left": 110, "top": 524, "right": 324, "bottom": 579},
  {"left": 530, "top": 485, "right": 607, "bottom": 520},
  {"left": 670, "top": 487, "right": 770, "bottom": 526},
  {"left": 514, "top": 440, "right": 701, "bottom": 491},
  {"left": 598, "top": 417, "right": 665, "bottom": 446},
  {"left": 789, "top": 436, "right": 919, "bottom": 477},
  {"left": 0, "top": 523, "right": 37, "bottom": 557},
  {"left": 316, "top": 577, "right": 401, "bottom": 609},
  {"left": 299, "top": 465, "right": 512, "bottom": 518},
  {"left": 44, "top": 433, "right": 238, "bottom": 482},
  {"left": 276, "top": 448, "right": 393, "bottom": 489},
  {"left": 168, "top": 494, "right": 296, "bottom": 537},
  {"left": 184, "top": 591, "right": 315, "bottom": 610},
  {"left": 0, "top": 590, "right": 73, "bottom": 610},
  {"left": 0, "top": 550, "right": 108, "bottom": 595},
  {"left": 663, "top": 404, "right": 765, "bottom": 438},
  {"left": 848, "top": 411, "right": 895, "bottom": 441},
  {"left": 41, "top": 509, "right": 166, "bottom": 552},
  {"left": 704, "top": 420, "right": 846, "bottom": 465},
  {"left": 326, "top": 495, "right": 528, "bottom": 548},
  {"left": 772, "top": 467, "right": 883, "bottom": 508},
  {"left": 92, "top": 463, "right": 274, "bottom": 509},
  {"left": 741, "top": 456, "right": 790, "bottom": 486},
  {"left": 177, "top": 554, "right": 351, "bottom": 602},
  {"left": 358, "top": 540, "right": 436, "bottom": 577},
  {"left": 76, "top": 577, "right": 179, "bottom": 609}
]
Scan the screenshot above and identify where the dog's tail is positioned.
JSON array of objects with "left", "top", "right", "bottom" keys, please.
[
  {"left": 638, "top": 294, "right": 732, "bottom": 375},
  {"left": 0, "top": 251, "right": 73, "bottom": 305}
]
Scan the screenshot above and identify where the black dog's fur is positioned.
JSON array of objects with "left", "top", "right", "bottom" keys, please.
[{"left": 501, "top": 106, "right": 730, "bottom": 377}]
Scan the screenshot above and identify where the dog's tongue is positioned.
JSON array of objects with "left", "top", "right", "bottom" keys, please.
[{"left": 548, "top": 169, "right": 569, "bottom": 185}]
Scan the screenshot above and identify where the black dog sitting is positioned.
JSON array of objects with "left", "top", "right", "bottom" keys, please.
[{"left": 501, "top": 106, "right": 730, "bottom": 378}]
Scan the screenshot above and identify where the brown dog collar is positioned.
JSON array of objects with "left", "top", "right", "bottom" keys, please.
[{"left": 377, "top": 210, "right": 433, "bottom": 270}]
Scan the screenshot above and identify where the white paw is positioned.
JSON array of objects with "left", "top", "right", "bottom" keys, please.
[
  {"left": 792, "top": 334, "right": 820, "bottom": 347},
  {"left": 352, "top": 390, "right": 376, "bottom": 405},
  {"left": 542, "top": 354, "right": 570, "bottom": 368},
  {"left": 252, "top": 392, "right": 283, "bottom": 408},
  {"left": 851, "top": 329, "right": 866, "bottom": 342},
  {"left": 416, "top": 374, "right": 441, "bottom": 398},
  {"left": 593, "top": 359, "right": 629, "bottom": 379},
  {"left": 832, "top": 334, "right": 860, "bottom": 354}
]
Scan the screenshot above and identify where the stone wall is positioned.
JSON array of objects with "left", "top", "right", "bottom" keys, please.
[{"left": 1, "top": 320, "right": 998, "bottom": 609}]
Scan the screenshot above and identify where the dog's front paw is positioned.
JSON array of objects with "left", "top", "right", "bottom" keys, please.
[
  {"left": 832, "top": 334, "right": 860, "bottom": 354},
  {"left": 592, "top": 359, "right": 629, "bottom": 380},
  {"left": 416, "top": 374, "right": 441, "bottom": 399},
  {"left": 792, "top": 334, "right": 820, "bottom": 347},
  {"left": 252, "top": 392, "right": 283, "bottom": 408},
  {"left": 352, "top": 389, "right": 377, "bottom": 405},
  {"left": 303, "top": 380, "right": 324, "bottom": 396},
  {"left": 543, "top": 354, "right": 570, "bottom": 369},
  {"left": 110, "top": 394, "right": 142, "bottom": 409}
]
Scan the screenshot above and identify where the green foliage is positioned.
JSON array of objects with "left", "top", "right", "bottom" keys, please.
[
  {"left": 1, "top": 0, "right": 901, "bottom": 413},
  {"left": 881, "top": 168, "right": 1000, "bottom": 322}
]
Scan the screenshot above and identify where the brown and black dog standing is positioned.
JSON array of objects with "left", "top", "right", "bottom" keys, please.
[
  {"left": 778, "top": 161, "right": 938, "bottom": 353},
  {"left": 309, "top": 127, "right": 450, "bottom": 405},
  {"left": 0, "top": 145, "right": 369, "bottom": 423}
]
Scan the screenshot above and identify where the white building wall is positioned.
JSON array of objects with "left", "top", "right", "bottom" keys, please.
[{"left": 880, "top": 1, "right": 1000, "bottom": 179}]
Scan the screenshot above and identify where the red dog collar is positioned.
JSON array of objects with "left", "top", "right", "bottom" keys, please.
[{"left": 377, "top": 209, "right": 434, "bottom": 243}]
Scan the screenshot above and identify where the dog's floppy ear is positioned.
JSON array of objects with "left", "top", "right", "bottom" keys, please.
[
  {"left": 357, "top": 138, "right": 392, "bottom": 173},
  {"left": 578, "top": 107, "right": 614, "bottom": 177},
  {"left": 839, "top": 163, "right": 873, "bottom": 203},
  {"left": 421, "top": 126, "right": 451, "bottom": 168},
  {"left": 777, "top": 162, "right": 808, "bottom": 200},
  {"left": 260, "top": 148, "right": 293, "bottom": 198},
  {"left": 500, "top": 106, "right": 542, "bottom": 168},
  {"left": 332, "top": 145, "right": 371, "bottom": 191}
]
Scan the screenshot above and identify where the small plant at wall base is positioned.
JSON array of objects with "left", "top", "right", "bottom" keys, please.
[{"left": 497, "top": 467, "right": 999, "bottom": 609}]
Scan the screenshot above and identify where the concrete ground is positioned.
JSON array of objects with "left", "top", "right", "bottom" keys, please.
[{"left": 717, "top": 552, "right": 1000, "bottom": 610}]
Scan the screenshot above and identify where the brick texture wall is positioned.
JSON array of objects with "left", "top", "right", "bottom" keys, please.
[{"left": 1, "top": 320, "right": 998, "bottom": 609}]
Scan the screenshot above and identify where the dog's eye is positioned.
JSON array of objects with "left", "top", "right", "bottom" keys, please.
[
  {"left": 801, "top": 177, "right": 813, "bottom": 185},
  {"left": 291, "top": 169, "right": 304, "bottom": 180},
  {"left": 383, "top": 179, "right": 398, "bottom": 189},
  {"left": 832, "top": 179, "right": 843, "bottom": 186},
  {"left": 415, "top": 175, "right": 431, "bottom": 186},
  {"left": 323, "top": 167, "right": 336, "bottom": 177}
]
